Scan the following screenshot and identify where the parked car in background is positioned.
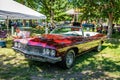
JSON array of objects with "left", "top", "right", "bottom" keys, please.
[{"left": 12, "top": 26, "right": 106, "bottom": 69}]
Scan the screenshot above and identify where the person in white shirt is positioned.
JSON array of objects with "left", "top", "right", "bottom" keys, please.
[{"left": 13, "top": 27, "right": 25, "bottom": 39}]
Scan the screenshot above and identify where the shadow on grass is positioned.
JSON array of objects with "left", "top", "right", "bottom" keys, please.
[
  {"left": 0, "top": 45, "right": 120, "bottom": 80},
  {"left": 101, "top": 45, "right": 108, "bottom": 51},
  {"left": 0, "top": 55, "right": 36, "bottom": 80},
  {"left": 105, "top": 38, "right": 120, "bottom": 49},
  {"left": 73, "top": 49, "right": 120, "bottom": 80}
]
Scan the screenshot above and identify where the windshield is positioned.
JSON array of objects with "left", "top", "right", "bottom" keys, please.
[
  {"left": 51, "top": 27, "right": 71, "bottom": 34},
  {"left": 50, "top": 27, "right": 83, "bottom": 36}
]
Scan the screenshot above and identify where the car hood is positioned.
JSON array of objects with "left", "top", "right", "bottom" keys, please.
[{"left": 28, "top": 34, "right": 83, "bottom": 49}]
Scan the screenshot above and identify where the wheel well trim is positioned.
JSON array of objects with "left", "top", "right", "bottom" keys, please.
[{"left": 66, "top": 47, "right": 79, "bottom": 56}]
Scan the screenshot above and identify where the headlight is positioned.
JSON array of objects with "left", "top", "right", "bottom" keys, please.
[
  {"left": 50, "top": 49, "right": 56, "bottom": 57},
  {"left": 14, "top": 42, "right": 18, "bottom": 47},
  {"left": 43, "top": 48, "right": 56, "bottom": 57},
  {"left": 43, "top": 48, "right": 50, "bottom": 55},
  {"left": 46, "top": 49, "right": 50, "bottom": 55},
  {"left": 43, "top": 48, "right": 46, "bottom": 55},
  {"left": 18, "top": 43, "right": 21, "bottom": 48}
]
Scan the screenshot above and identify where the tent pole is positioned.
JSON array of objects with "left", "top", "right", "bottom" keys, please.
[
  {"left": 11, "top": 25, "right": 14, "bottom": 36},
  {"left": 45, "top": 19, "right": 48, "bottom": 34},
  {"left": 6, "top": 16, "right": 9, "bottom": 36}
]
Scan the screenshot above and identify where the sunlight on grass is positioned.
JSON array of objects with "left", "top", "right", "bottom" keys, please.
[
  {"left": 0, "top": 38, "right": 120, "bottom": 79},
  {"left": 73, "top": 41, "right": 120, "bottom": 79},
  {"left": 0, "top": 47, "right": 31, "bottom": 80}
]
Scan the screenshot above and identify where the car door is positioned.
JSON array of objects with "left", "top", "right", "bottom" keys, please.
[{"left": 75, "top": 35, "right": 100, "bottom": 53}]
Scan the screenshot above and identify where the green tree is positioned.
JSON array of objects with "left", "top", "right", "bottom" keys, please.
[
  {"left": 70, "top": 0, "right": 120, "bottom": 38},
  {"left": 69, "top": 0, "right": 100, "bottom": 22},
  {"left": 99, "top": 0, "right": 120, "bottom": 37},
  {"left": 15, "top": 0, "right": 37, "bottom": 9},
  {"left": 16, "top": 0, "right": 72, "bottom": 26},
  {"left": 35, "top": 0, "right": 71, "bottom": 26}
]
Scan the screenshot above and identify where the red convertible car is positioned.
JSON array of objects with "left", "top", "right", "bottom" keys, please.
[{"left": 12, "top": 26, "right": 106, "bottom": 69}]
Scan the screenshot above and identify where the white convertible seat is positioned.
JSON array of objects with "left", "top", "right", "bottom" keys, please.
[{"left": 84, "top": 32, "right": 98, "bottom": 37}]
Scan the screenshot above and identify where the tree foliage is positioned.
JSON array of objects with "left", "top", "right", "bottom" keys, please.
[
  {"left": 70, "top": 0, "right": 120, "bottom": 37},
  {"left": 98, "top": 0, "right": 120, "bottom": 37},
  {"left": 15, "top": 0, "right": 37, "bottom": 10},
  {"left": 34, "top": 0, "right": 71, "bottom": 23}
]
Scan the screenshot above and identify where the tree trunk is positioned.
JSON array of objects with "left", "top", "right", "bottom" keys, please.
[
  {"left": 107, "top": 13, "right": 113, "bottom": 38},
  {"left": 50, "top": 10, "right": 54, "bottom": 27},
  {"left": 50, "top": 0, "right": 55, "bottom": 28}
]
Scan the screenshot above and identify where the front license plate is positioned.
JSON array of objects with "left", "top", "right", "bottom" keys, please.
[{"left": 25, "top": 55, "right": 44, "bottom": 61}]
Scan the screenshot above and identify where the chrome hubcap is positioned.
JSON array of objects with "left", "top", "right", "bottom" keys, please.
[{"left": 66, "top": 51, "right": 74, "bottom": 68}]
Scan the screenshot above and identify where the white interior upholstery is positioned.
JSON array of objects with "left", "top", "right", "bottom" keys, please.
[
  {"left": 84, "top": 32, "right": 98, "bottom": 37},
  {"left": 63, "top": 31, "right": 99, "bottom": 37}
]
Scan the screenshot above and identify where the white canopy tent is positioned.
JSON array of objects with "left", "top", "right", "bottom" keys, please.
[
  {"left": 0, "top": 0, "right": 46, "bottom": 19},
  {"left": 66, "top": 9, "right": 82, "bottom": 22},
  {"left": 66, "top": 9, "right": 80, "bottom": 15},
  {"left": 0, "top": 0, "right": 47, "bottom": 35}
]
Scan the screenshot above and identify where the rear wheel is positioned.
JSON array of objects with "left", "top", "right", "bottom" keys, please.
[
  {"left": 61, "top": 49, "right": 75, "bottom": 69},
  {"left": 97, "top": 42, "right": 102, "bottom": 51}
]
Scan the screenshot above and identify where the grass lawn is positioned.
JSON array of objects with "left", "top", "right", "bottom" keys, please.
[{"left": 0, "top": 36, "right": 120, "bottom": 80}]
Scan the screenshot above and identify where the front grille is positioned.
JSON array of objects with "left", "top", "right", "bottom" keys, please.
[
  {"left": 18, "top": 43, "right": 44, "bottom": 56},
  {"left": 20, "top": 43, "right": 26, "bottom": 50},
  {"left": 26, "top": 46, "right": 43, "bottom": 55}
]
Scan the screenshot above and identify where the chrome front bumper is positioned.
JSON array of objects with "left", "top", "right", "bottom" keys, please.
[{"left": 12, "top": 47, "right": 62, "bottom": 63}]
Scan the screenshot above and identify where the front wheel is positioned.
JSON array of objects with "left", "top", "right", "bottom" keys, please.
[{"left": 60, "top": 49, "right": 75, "bottom": 69}]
